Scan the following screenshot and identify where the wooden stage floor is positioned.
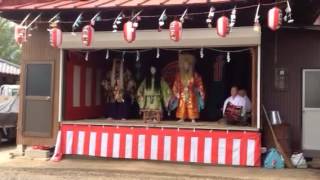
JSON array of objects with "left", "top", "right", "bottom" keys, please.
[{"left": 62, "top": 119, "right": 259, "bottom": 131}]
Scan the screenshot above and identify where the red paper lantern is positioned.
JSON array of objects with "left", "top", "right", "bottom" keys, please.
[
  {"left": 216, "top": 16, "right": 229, "bottom": 37},
  {"left": 14, "top": 25, "right": 27, "bottom": 45},
  {"left": 82, "top": 25, "right": 94, "bottom": 47},
  {"left": 268, "top": 7, "right": 282, "bottom": 31},
  {"left": 49, "top": 27, "right": 62, "bottom": 48},
  {"left": 123, "top": 21, "right": 136, "bottom": 43},
  {"left": 169, "top": 20, "right": 182, "bottom": 42}
]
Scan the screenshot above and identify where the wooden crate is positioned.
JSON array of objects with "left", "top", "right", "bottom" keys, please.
[
  {"left": 140, "top": 110, "right": 162, "bottom": 123},
  {"left": 263, "top": 123, "right": 291, "bottom": 156}
]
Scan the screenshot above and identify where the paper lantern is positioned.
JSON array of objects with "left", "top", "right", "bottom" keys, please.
[
  {"left": 268, "top": 7, "right": 282, "bottom": 31},
  {"left": 14, "top": 25, "right": 27, "bottom": 45},
  {"left": 49, "top": 27, "right": 62, "bottom": 48},
  {"left": 216, "top": 16, "right": 229, "bottom": 37},
  {"left": 82, "top": 25, "right": 94, "bottom": 47},
  {"left": 123, "top": 21, "right": 136, "bottom": 43},
  {"left": 169, "top": 20, "right": 182, "bottom": 42}
]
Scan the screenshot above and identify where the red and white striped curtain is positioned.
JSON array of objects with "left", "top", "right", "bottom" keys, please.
[{"left": 54, "top": 124, "right": 261, "bottom": 166}]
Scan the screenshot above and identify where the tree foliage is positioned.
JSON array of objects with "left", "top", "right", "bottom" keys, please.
[{"left": 0, "top": 17, "right": 21, "bottom": 65}]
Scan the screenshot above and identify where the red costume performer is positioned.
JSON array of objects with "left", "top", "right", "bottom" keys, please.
[{"left": 172, "top": 53, "right": 205, "bottom": 122}]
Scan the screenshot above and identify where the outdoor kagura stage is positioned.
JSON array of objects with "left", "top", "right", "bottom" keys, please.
[
  {"left": 50, "top": 26, "right": 262, "bottom": 167},
  {"left": 52, "top": 119, "right": 261, "bottom": 167}
]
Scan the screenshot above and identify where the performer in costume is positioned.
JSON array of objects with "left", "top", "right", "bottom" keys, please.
[
  {"left": 101, "top": 58, "right": 136, "bottom": 120},
  {"left": 137, "top": 66, "right": 172, "bottom": 121},
  {"left": 172, "top": 53, "right": 205, "bottom": 123}
]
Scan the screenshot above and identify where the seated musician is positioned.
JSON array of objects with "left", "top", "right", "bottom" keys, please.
[
  {"left": 222, "top": 86, "right": 246, "bottom": 124},
  {"left": 239, "top": 89, "right": 252, "bottom": 113},
  {"left": 239, "top": 89, "right": 252, "bottom": 125}
]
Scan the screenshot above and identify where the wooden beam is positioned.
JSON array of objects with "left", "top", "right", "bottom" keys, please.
[{"left": 61, "top": 27, "right": 261, "bottom": 49}]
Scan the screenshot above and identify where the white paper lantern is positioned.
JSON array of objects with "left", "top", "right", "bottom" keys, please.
[
  {"left": 49, "top": 27, "right": 62, "bottom": 48},
  {"left": 216, "top": 16, "right": 229, "bottom": 37},
  {"left": 82, "top": 25, "right": 94, "bottom": 47},
  {"left": 169, "top": 20, "right": 182, "bottom": 42},
  {"left": 14, "top": 25, "right": 27, "bottom": 45},
  {"left": 123, "top": 21, "right": 136, "bottom": 43},
  {"left": 268, "top": 7, "right": 282, "bottom": 31}
]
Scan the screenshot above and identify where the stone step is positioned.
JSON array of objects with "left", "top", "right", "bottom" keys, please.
[{"left": 24, "top": 147, "right": 52, "bottom": 159}]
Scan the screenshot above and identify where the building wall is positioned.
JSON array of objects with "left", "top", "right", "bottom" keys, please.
[
  {"left": 262, "top": 28, "right": 320, "bottom": 151},
  {"left": 17, "top": 25, "right": 60, "bottom": 146}
]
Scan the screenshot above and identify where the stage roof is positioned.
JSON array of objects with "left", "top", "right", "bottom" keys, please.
[{"left": 0, "top": 0, "right": 231, "bottom": 11}]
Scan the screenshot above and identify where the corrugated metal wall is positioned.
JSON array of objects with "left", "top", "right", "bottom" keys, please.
[{"left": 262, "top": 28, "right": 320, "bottom": 151}]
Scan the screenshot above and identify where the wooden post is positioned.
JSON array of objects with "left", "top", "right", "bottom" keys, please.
[{"left": 250, "top": 47, "right": 258, "bottom": 128}]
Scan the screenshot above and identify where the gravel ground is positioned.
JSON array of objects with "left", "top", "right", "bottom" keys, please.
[
  {"left": 0, "top": 144, "right": 319, "bottom": 180},
  {"left": 0, "top": 167, "right": 240, "bottom": 180}
]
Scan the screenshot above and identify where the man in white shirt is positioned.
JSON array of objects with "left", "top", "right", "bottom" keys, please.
[
  {"left": 239, "top": 89, "right": 252, "bottom": 113},
  {"left": 222, "top": 86, "right": 246, "bottom": 117}
]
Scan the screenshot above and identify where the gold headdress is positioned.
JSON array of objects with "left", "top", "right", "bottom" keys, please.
[{"left": 178, "top": 53, "right": 196, "bottom": 76}]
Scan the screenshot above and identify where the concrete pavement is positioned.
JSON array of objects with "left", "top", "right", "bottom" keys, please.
[{"left": 0, "top": 144, "right": 319, "bottom": 180}]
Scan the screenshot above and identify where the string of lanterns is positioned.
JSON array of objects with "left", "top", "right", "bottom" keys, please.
[{"left": 14, "top": 0, "right": 293, "bottom": 48}]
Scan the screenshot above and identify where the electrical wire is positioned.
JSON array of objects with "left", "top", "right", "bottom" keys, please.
[
  {"left": 10, "top": 0, "right": 287, "bottom": 24},
  {"left": 206, "top": 47, "right": 250, "bottom": 53},
  {"left": 111, "top": 49, "right": 153, "bottom": 53},
  {"left": 70, "top": 47, "right": 251, "bottom": 56}
]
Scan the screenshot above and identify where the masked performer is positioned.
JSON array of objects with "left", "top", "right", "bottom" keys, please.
[
  {"left": 137, "top": 66, "right": 172, "bottom": 122},
  {"left": 101, "top": 58, "right": 136, "bottom": 120},
  {"left": 172, "top": 53, "right": 205, "bottom": 123}
]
